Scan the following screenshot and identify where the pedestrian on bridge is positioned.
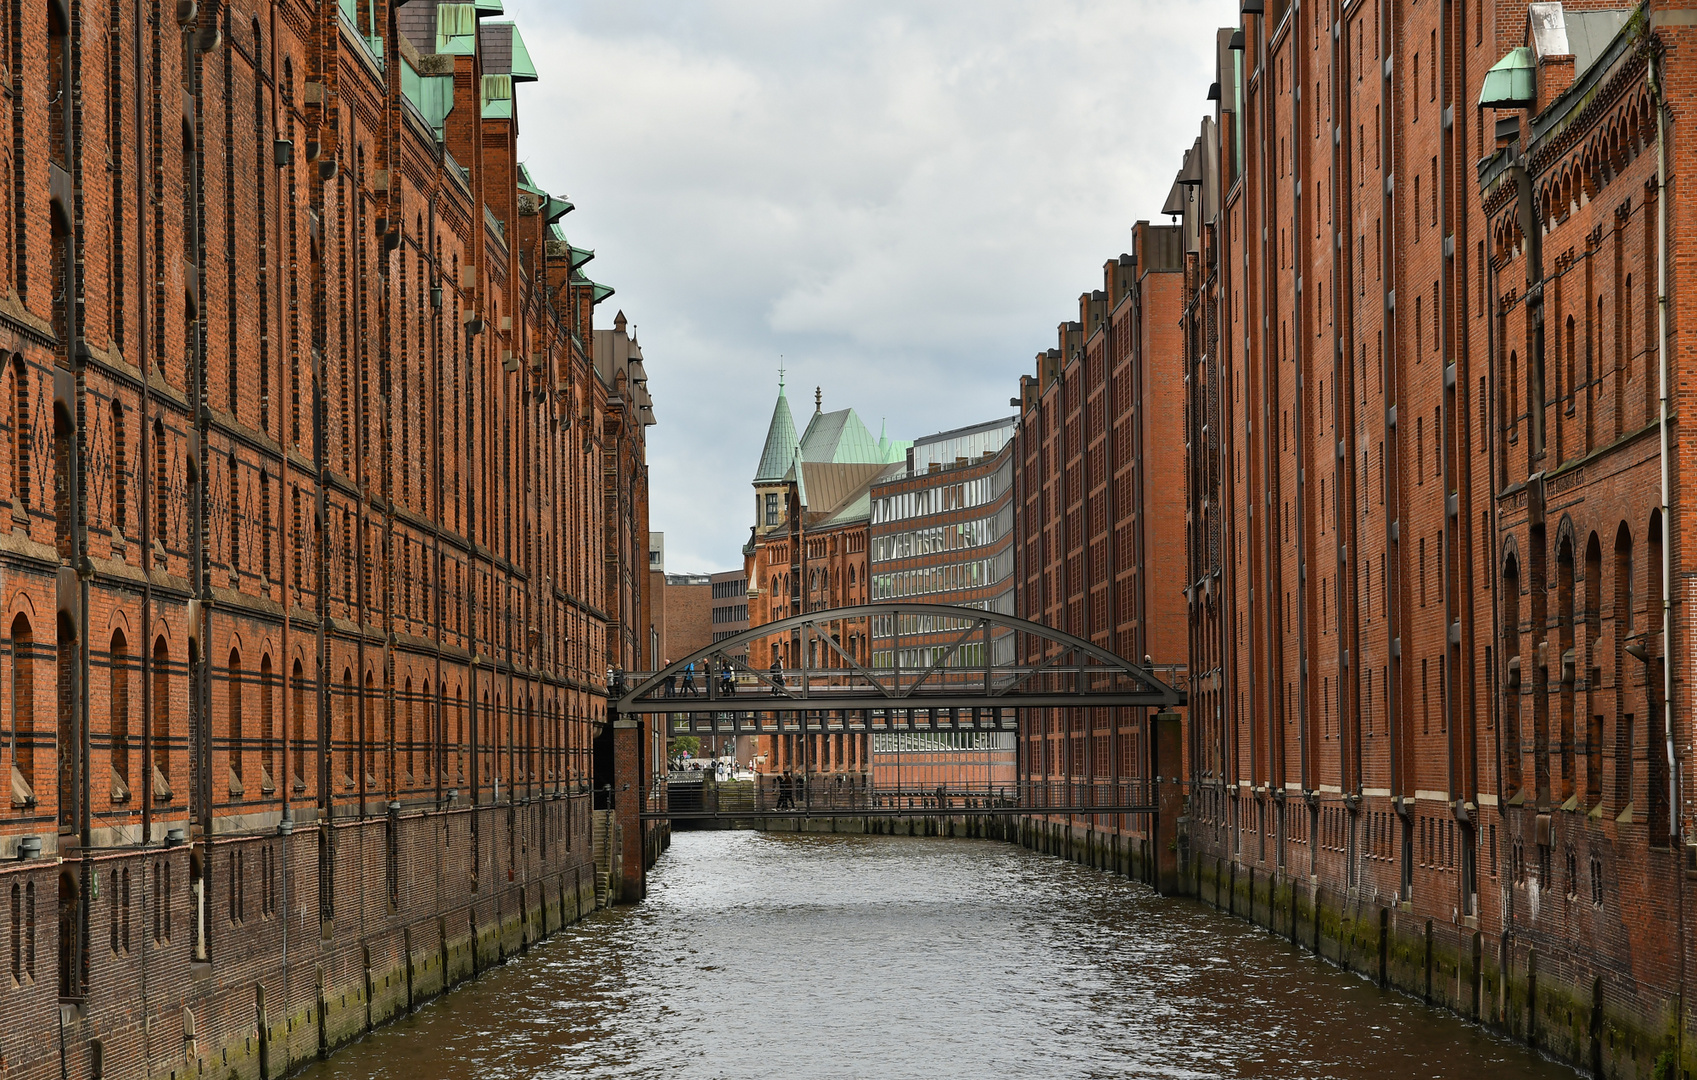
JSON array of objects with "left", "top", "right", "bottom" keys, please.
[
  {"left": 769, "top": 658, "right": 785, "bottom": 694},
  {"left": 682, "top": 663, "right": 698, "bottom": 697}
]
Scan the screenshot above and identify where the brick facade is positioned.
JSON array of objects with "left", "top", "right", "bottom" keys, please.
[
  {"left": 1104, "top": 2, "right": 1697, "bottom": 1076},
  {"left": 0, "top": 2, "right": 651, "bottom": 1077},
  {"left": 1010, "top": 222, "right": 1191, "bottom": 859},
  {"left": 651, "top": 573, "right": 712, "bottom": 669},
  {"left": 746, "top": 512, "right": 873, "bottom": 776}
]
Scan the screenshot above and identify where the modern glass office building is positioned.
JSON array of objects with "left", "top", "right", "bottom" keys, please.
[{"left": 867, "top": 418, "right": 1018, "bottom": 789}]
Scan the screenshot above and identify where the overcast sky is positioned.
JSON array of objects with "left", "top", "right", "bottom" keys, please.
[{"left": 505, "top": 0, "right": 1223, "bottom": 574}]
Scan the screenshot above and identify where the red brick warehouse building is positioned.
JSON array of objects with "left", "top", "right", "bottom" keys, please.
[
  {"left": 744, "top": 382, "right": 905, "bottom": 778},
  {"left": 1160, "top": 0, "right": 1697, "bottom": 1074},
  {"left": 0, "top": 1, "right": 655, "bottom": 1078},
  {"left": 1011, "top": 221, "right": 1191, "bottom": 873}
]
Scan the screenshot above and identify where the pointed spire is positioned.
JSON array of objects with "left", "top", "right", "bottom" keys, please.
[
  {"left": 815, "top": 386, "right": 822, "bottom": 413},
  {"left": 754, "top": 378, "right": 800, "bottom": 483}
]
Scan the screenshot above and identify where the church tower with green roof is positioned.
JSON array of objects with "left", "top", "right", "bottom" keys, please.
[{"left": 752, "top": 377, "right": 801, "bottom": 538}]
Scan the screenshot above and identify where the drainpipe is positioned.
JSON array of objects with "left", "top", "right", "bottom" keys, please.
[
  {"left": 1649, "top": 50, "right": 1678, "bottom": 849},
  {"left": 1649, "top": 46, "right": 1686, "bottom": 1057}
]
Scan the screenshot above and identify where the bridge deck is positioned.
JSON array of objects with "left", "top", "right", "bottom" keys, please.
[
  {"left": 645, "top": 805, "right": 1159, "bottom": 821},
  {"left": 644, "top": 779, "right": 1159, "bottom": 821},
  {"left": 660, "top": 710, "right": 1019, "bottom": 735}
]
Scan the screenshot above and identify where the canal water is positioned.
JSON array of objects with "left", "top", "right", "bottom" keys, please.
[{"left": 295, "top": 831, "right": 1577, "bottom": 1080}]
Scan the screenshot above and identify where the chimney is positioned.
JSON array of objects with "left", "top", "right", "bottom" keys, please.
[
  {"left": 1537, "top": 54, "right": 1574, "bottom": 115},
  {"left": 1529, "top": 2, "right": 1574, "bottom": 116}
]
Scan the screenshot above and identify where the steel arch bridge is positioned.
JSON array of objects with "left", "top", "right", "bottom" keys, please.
[
  {"left": 613, "top": 602, "right": 1186, "bottom": 726},
  {"left": 604, "top": 603, "right": 1188, "bottom": 890}
]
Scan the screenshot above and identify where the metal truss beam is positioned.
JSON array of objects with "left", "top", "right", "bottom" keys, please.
[{"left": 614, "top": 601, "right": 1186, "bottom": 715}]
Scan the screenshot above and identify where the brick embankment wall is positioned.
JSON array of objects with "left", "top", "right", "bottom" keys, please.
[
  {"left": 1021, "top": 818, "right": 1684, "bottom": 1080},
  {"left": 0, "top": 798, "right": 600, "bottom": 1080}
]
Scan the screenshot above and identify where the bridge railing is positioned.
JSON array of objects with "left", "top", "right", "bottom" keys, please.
[
  {"left": 652, "top": 775, "right": 1159, "bottom": 818},
  {"left": 617, "top": 659, "right": 1188, "bottom": 712}
]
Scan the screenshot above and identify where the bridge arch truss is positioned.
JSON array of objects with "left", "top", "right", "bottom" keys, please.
[{"left": 614, "top": 602, "right": 1185, "bottom": 734}]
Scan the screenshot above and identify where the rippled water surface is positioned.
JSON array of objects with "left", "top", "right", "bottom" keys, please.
[{"left": 297, "top": 831, "right": 1577, "bottom": 1079}]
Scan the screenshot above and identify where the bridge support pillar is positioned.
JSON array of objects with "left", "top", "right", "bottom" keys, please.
[
  {"left": 1151, "top": 709, "right": 1189, "bottom": 896},
  {"left": 614, "top": 719, "right": 646, "bottom": 904}
]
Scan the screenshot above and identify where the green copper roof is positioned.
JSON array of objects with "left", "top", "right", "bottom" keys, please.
[
  {"left": 1479, "top": 47, "right": 1535, "bottom": 108},
  {"left": 569, "top": 246, "right": 594, "bottom": 271},
  {"left": 800, "top": 406, "right": 884, "bottom": 465},
  {"left": 754, "top": 383, "right": 801, "bottom": 483},
  {"left": 474, "top": 0, "right": 503, "bottom": 13},
  {"left": 508, "top": 24, "right": 538, "bottom": 81},
  {"left": 401, "top": 57, "right": 454, "bottom": 135},
  {"left": 590, "top": 281, "right": 614, "bottom": 305}
]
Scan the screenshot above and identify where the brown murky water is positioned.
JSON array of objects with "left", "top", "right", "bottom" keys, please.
[{"left": 293, "top": 831, "right": 1577, "bottom": 1079}]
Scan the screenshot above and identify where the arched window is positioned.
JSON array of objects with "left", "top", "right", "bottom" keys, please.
[
  {"left": 259, "top": 655, "right": 273, "bottom": 791},
  {"left": 10, "top": 614, "right": 33, "bottom": 801},
  {"left": 290, "top": 659, "right": 306, "bottom": 791},
  {"left": 227, "top": 649, "right": 243, "bottom": 791},
  {"left": 56, "top": 871, "right": 77, "bottom": 998},
  {"left": 152, "top": 637, "right": 171, "bottom": 798},
  {"left": 110, "top": 629, "right": 130, "bottom": 800},
  {"left": 340, "top": 668, "right": 354, "bottom": 786}
]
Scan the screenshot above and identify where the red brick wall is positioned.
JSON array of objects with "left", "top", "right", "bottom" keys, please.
[
  {"left": 746, "top": 507, "right": 870, "bottom": 775},
  {"left": 0, "top": 5, "right": 647, "bottom": 1077},
  {"left": 1164, "top": 4, "right": 1697, "bottom": 1074},
  {"left": 657, "top": 579, "right": 713, "bottom": 666},
  {"left": 1013, "top": 227, "right": 1190, "bottom": 841}
]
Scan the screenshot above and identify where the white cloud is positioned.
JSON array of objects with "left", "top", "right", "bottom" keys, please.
[{"left": 505, "top": 0, "right": 1225, "bottom": 572}]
